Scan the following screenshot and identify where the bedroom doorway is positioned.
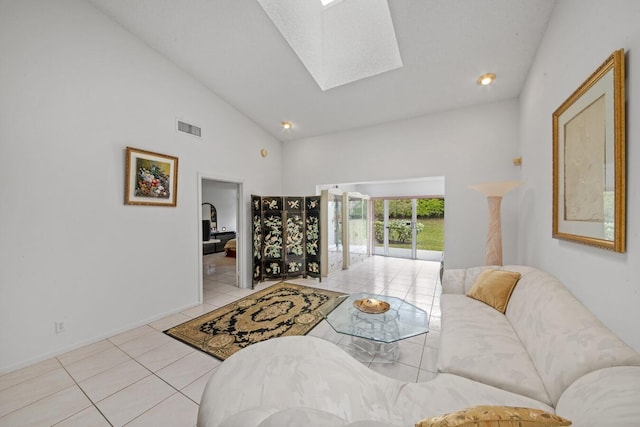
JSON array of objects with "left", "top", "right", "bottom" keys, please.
[{"left": 200, "top": 177, "right": 241, "bottom": 294}]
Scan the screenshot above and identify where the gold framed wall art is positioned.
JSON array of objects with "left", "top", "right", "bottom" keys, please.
[
  {"left": 125, "top": 147, "right": 179, "bottom": 206},
  {"left": 552, "top": 49, "right": 625, "bottom": 252}
]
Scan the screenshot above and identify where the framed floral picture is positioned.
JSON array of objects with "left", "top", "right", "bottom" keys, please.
[
  {"left": 125, "top": 147, "right": 178, "bottom": 206},
  {"left": 552, "top": 49, "right": 625, "bottom": 252}
]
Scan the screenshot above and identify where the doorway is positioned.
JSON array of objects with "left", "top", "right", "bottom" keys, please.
[
  {"left": 200, "top": 177, "right": 242, "bottom": 297},
  {"left": 372, "top": 197, "right": 444, "bottom": 261}
]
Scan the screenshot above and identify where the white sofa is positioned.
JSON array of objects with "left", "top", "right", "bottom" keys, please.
[{"left": 198, "top": 266, "right": 640, "bottom": 427}]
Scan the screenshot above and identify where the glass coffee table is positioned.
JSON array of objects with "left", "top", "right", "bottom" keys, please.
[{"left": 322, "top": 293, "right": 429, "bottom": 362}]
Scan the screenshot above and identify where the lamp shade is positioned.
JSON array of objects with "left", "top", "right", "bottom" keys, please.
[{"left": 469, "top": 181, "right": 523, "bottom": 197}]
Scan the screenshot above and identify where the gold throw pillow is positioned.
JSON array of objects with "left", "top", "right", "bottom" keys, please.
[
  {"left": 415, "top": 405, "right": 572, "bottom": 427},
  {"left": 466, "top": 269, "right": 521, "bottom": 313}
]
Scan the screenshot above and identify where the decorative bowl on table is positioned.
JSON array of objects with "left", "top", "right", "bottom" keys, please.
[{"left": 353, "top": 298, "right": 390, "bottom": 314}]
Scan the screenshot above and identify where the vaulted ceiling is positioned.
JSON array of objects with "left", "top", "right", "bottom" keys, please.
[{"left": 87, "top": 0, "right": 556, "bottom": 141}]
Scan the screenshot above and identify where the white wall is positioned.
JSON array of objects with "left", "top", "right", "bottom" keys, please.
[
  {"left": 0, "top": 0, "right": 282, "bottom": 372},
  {"left": 518, "top": 0, "right": 640, "bottom": 351},
  {"left": 282, "top": 99, "right": 522, "bottom": 269}
]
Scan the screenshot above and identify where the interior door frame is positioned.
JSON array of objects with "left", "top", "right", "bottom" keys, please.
[
  {"left": 197, "top": 173, "right": 247, "bottom": 304},
  {"left": 410, "top": 198, "right": 418, "bottom": 259}
]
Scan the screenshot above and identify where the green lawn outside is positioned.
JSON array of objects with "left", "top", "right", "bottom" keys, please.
[
  {"left": 380, "top": 218, "right": 444, "bottom": 251},
  {"left": 415, "top": 217, "right": 444, "bottom": 251}
]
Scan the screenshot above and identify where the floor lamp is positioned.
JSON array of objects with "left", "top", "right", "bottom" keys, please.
[{"left": 469, "top": 181, "right": 522, "bottom": 266}]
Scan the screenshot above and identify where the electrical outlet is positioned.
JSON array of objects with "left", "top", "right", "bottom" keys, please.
[{"left": 55, "top": 320, "right": 66, "bottom": 334}]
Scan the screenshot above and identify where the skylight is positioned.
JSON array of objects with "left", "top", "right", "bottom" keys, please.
[{"left": 258, "top": 0, "right": 402, "bottom": 91}]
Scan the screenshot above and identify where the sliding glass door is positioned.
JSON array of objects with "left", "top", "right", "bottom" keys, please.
[
  {"left": 373, "top": 198, "right": 444, "bottom": 261},
  {"left": 348, "top": 194, "right": 369, "bottom": 266}
]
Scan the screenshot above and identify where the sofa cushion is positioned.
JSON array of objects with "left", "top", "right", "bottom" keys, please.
[
  {"left": 442, "top": 266, "right": 486, "bottom": 294},
  {"left": 441, "top": 268, "right": 467, "bottom": 294},
  {"left": 438, "top": 294, "right": 552, "bottom": 405},
  {"left": 197, "top": 335, "right": 407, "bottom": 427},
  {"left": 220, "top": 407, "right": 402, "bottom": 427},
  {"left": 219, "top": 408, "right": 281, "bottom": 427},
  {"left": 466, "top": 269, "right": 521, "bottom": 313},
  {"left": 504, "top": 267, "right": 640, "bottom": 405},
  {"left": 555, "top": 366, "right": 640, "bottom": 427},
  {"left": 397, "top": 373, "right": 555, "bottom": 427},
  {"left": 254, "top": 408, "right": 399, "bottom": 427},
  {"left": 199, "top": 335, "right": 556, "bottom": 427},
  {"left": 415, "top": 405, "right": 571, "bottom": 427}
]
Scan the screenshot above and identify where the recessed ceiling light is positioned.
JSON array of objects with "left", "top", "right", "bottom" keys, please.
[
  {"left": 320, "top": 0, "right": 340, "bottom": 6},
  {"left": 281, "top": 121, "right": 292, "bottom": 130},
  {"left": 477, "top": 73, "right": 496, "bottom": 86}
]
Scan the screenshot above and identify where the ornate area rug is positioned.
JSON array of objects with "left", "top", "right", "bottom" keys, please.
[{"left": 164, "top": 282, "right": 346, "bottom": 361}]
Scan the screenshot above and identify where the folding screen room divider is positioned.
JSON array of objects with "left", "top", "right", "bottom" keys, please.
[{"left": 251, "top": 195, "right": 322, "bottom": 284}]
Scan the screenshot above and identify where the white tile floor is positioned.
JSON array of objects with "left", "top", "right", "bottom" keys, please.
[{"left": 0, "top": 253, "right": 441, "bottom": 426}]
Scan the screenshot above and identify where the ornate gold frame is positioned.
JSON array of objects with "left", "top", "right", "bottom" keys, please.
[
  {"left": 552, "top": 49, "right": 625, "bottom": 252},
  {"left": 125, "top": 147, "right": 179, "bottom": 206}
]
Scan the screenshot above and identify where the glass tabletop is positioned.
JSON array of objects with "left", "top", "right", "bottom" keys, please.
[{"left": 323, "top": 293, "right": 429, "bottom": 343}]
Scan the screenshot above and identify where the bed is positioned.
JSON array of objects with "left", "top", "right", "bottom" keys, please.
[{"left": 224, "top": 238, "right": 236, "bottom": 257}]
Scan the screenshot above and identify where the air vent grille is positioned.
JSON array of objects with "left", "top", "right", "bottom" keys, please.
[{"left": 177, "top": 120, "right": 201, "bottom": 137}]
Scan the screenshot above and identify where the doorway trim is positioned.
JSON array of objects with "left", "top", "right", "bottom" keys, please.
[{"left": 197, "top": 173, "right": 247, "bottom": 303}]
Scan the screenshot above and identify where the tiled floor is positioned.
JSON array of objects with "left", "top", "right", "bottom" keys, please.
[{"left": 0, "top": 253, "right": 441, "bottom": 426}]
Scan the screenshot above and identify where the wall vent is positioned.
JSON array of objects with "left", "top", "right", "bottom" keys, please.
[{"left": 177, "top": 120, "right": 201, "bottom": 137}]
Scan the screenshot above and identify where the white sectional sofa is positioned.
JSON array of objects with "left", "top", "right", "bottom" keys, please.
[
  {"left": 197, "top": 266, "right": 640, "bottom": 427},
  {"left": 439, "top": 265, "right": 640, "bottom": 425}
]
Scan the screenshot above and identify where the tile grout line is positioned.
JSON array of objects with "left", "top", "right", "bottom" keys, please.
[
  {"left": 2, "top": 256, "right": 442, "bottom": 425},
  {"left": 54, "top": 360, "right": 114, "bottom": 426}
]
